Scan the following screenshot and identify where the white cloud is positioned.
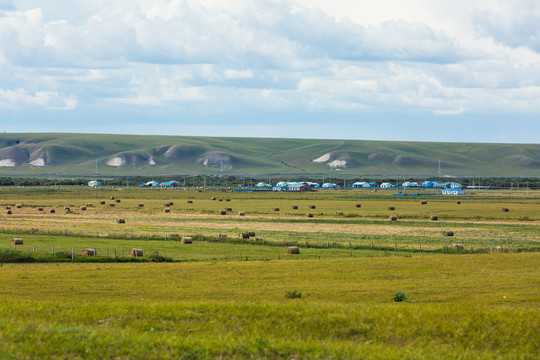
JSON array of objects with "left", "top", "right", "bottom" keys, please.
[{"left": 0, "top": 88, "right": 77, "bottom": 109}]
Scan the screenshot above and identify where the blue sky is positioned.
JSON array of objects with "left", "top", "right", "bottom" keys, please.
[{"left": 0, "top": 0, "right": 539, "bottom": 143}]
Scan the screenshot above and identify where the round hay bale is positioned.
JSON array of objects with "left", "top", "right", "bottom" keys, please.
[
  {"left": 309, "top": 205, "right": 316, "bottom": 209},
  {"left": 6, "top": 210, "right": 12, "bottom": 215},
  {"left": 248, "top": 231, "right": 256, "bottom": 237},
  {"left": 502, "top": 208, "right": 509, "bottom": 212},
  {"left": 286, "top": 246, "right": 300, "bottom": 254},
  {"left": 238, "top": 211, "right": 245, "bottom": 216},
  {"left": 100, "top": 201, "right": 106, "bottom": 205},
  {"left": 306, "top": 213, "right": 313, "bottom": 218},
  {"left": 356, "top": 204, "right": 361, "bottom": 208},
  {"left": 117, "top": 218, "right": 125, "bottom": 224},
  {"left": 83, "top": 248, "right": 96, "bottom": 256},
  {"left": 211, "top": 197, "right": 216, "bottom": 200},
  {"left": 181, "top": 236, "right": 193, "bottom": 244},
  {"left": 219, "top": 210, "right": 227, "bottom": 215},
  {"left": 430, "top": 215, "right": 438, "bottom": 221},
  {"left": 168, "top": 202, "right": 174, "bottom": 206},
  {"left": 12, "top": 238, "right": 23, "bottom": 245},
  {"left": 64, "top": 206, "right": 70, "bottom": 210},
  {"left": 80, "top": 206, "right": 87, "bottom": 211},
  {"left": 85, "top": 203, "right": 93, "bottom": 207},
  {"left": 49, "top": 209, "right": 55, "bottom": 213},
  {"left": 420, "top": 200, "right": 427, "bottom": 205},
  {"left": 187, "top": 200, "right": 193, "bottom": 204},
  {"left": 453, "top": 244, "right": 464, "bottom": 250},
  {"left": 273, "top": 208, "right": 280, "bottom": 211},
  {"left": 138, "top": 203, "right": 144, "bottom": 207},
  {"left": 225, "top": 198, "right": 231, "bottom": 202},
  {"left": 443, "top": 230, "right": 454, "bottom": 236},
  {"left": 115, "top": 199, "right": 121, "bottom": 203},
  {"left": 164, "top": 202, "right": 171, "bottom": 207},
  {"left": 388, "top": 206, "right": 395, "bottom": 210},
  {"left": 109, "top": 203, "right": 115, "bottom": 207},
  {"left": 109, "top": 196, "right": 115, "bottom": 200},
  {"left": 37, "top": 207, "right": 43, "bottom": 211},
  {"left": 15, "top": 204, "right": 22, "bottom": 209},
  {"left": 225, "top": 207, "right": 232, "bottom": 211},
  {"left": 389, "top": 215, "right": 397, "bottom": 221},
  {"left": 129, "top": 248, "right": 143, "bottom": 257},
  {"left": 218, "top": 198, "right": 223, "bottom": 202},
  {"left": 292, "top": 205, "right": 298, "bottom": 209},
  {"left": 336, "top": 211, "right": 344, "bottom": 215},
  {"left": 456, "top": 201, "right": 461, "bottom": 204},
  {"left": 164, "top": 208, "right": 171, "bottom": 213},
  {"left": 5, "top": 206, "right": 10, "bottom": 210}
]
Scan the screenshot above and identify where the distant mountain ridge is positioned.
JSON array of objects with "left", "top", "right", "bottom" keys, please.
[{"left": 0, "top": 133, "right": 538, "bottom": 177}]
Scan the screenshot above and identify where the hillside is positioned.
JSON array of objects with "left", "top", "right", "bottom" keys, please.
[{"left": 0, "top": 133, "right": 538, "bottom": 177}]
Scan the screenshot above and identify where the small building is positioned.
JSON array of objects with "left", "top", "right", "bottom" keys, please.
[
  {"left": 422, "top": 181, "right": 437, "bottom": 187},
  {"left": 88, "top": 181, "right": 100, "bottom": 187},
  {"left": 380, "top": 182, "right": 393, "bottom": 188},
  {"left": 449, "top": 182, "right": 462, "bottom": 189},
  {"left": 402, "top": 182, "right": 419, "bottom": 187},
  {"left": 139, "top": 181, "right": 159, "bottom": 187},
  {"left": 255, "top": 182, "right": 272, "bottom": 188},
  {"left": 305, "top": 182, "right": 320, "bottom": 188},
  {"left": 352, "top": 182, "right": 367, "bottom": 188},
  {"left": 442, "top": 188, "right": 465, "bottom": 195},
  {"left": 321, "top": 183, "right": 337, "bottom": 188},
  {"left": 160, "top": 181, "right": 180, "bottom": 187}
]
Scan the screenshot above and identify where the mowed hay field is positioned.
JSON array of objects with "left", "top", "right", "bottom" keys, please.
[{"left": 0, "top": 186, "right": 539, "bottom": 359}]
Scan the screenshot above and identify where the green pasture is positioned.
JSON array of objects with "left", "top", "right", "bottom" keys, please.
[{"left": 0, "top": 253, "right": 538, "bottom": 359}]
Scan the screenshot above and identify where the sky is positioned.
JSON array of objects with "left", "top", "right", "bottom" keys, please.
[{"left": 0, "top": 0, "right": 539, "bottom": 143}]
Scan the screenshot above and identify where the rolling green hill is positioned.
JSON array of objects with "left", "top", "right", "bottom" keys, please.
[{"left": 0, "top": 133, "right": 538, "bottom": 177}]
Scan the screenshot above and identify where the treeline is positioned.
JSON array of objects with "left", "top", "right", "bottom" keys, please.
[{"left": 0, "top": 176, "right": 539, "bottom": 188}]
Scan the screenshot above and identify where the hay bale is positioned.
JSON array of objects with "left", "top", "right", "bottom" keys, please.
[
  {"left": 336, "top": 211, "right": 344, "bottom": 215},
  {"left": 117, "top": 218, "right": 125, "bottom": 224},
  {"left": 83, "top": 248, "right": 96, "bottom": 256},
  {"left": 15, "top": 204, "right": 22, "bottom": 209},
  {"left": 389, "top": 215, "right": 397, "bottom": 221},
  {"left": 85, "top": 203, "right": 93, "bottom": 207},
  {"left": 388, "top": 206, "right": 395, "bottom": 210},
  {"left": 164, "top": 208, "right": 171, "bottom": 213},
  {"left": 240, "top": 233, "right": 250, "bottom": 239},
  {"left": 6, "top": 210, "right": 12, "bottom": 215},
  {"left": 225, "top": 198, "right": 231, "bottom": 202},
  {"left": 502, "top": 208, "right": 509, "bottom": 212},
  {"left": 306, "top": 213, "right": 313, "bottom": 218},
  {"left": 292, "top": 205, "right": 298, "bottom": 209},
  {"left": 138, "top": 203, "right": 144, "bottom": 207},
  {"left": 12, "top": 238, "right": 23, "bottom": 245},
  {"left": 129, "top": 248, "right": 143, "bottom": 257},
  {"left": 211, "top": 197, "right": 216, "bottom": 200},
  {"left": 238, "top": 211, "right": 245, "bottom": 216},
  {"left": 219, "top": 210, "right": 227, "bottom": 215},
  {"left": 80, "top": 206, "right": 86, "bottom": 211},
  {"left": 273, "top": 208, "right": 280, "bottom": 211},
  {"left": 187, "top": 200, "right": 193, "bottom": 204},
  {"left": 164, "top": 202, "right": 171, "bottom": 207},
  {"left": 286, "top": 246, "right": 300, "bottom": 254},
  {"left": 356, "top": 204, "right": 361, "bottom": 208},
  {"left": 168, "top": 202, "right": 174, "bottom": 206},
  {"left": 64, "top": 206, "right": 71, "bottom": 210},
  {"left": 443, "top": 230, "right": 454, "bottom": 236},
  {"left": 519, "top": 216, "right": 529, "bottom": 221},
  {"left": 309, "top": 205, "right": 316, "bottom": 209},
  {"left": 115, "top": 199, "right": 121, "bottom": 203},
  {"left": 100, "top": 201, "right": 106, "bottom": 205},
  {"left": 225, "top": 207, "right": 232, "bottom": 211},
  {"left": 109, "top": 203, "right": 115, "bottom": 207},
  {"left": 5, "top": 206, "right": 10, "bottom": 210},
  {"left": 218, "top": 198, "right": 223, "bottom": 202},
  {"left": 109, "top": 196, "right": 115, "bottom": 200},
  {"left": 456, "top": 201, "right": 461, "bottom": 204},
  {"left": 181, "top": 236, "right": 193, "bottom": 244},
  {"left": 37, "top": 207, "right": 43, "bottom": 211},
  {"left": 453, "top": 244, "right": 464, "bottom": 250},
  {"left": 430, "top": 215, "right": 438, "bottom": 221},
  {"left": 49, "top": 209, "right": 55, "bottom": 213},
  {"left": 421, "top": 200, "right": 427, "bottom": 205}
]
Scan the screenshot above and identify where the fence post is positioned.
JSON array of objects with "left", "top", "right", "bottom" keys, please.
[
  {"left": 47, "top": 229, "right": 49, "bottom": 235},
  {"left": 114, "top": 249, "right": 116, "bottom": 259},
  {"left": 96, "top": 232, "right": 98, "bottom": 238},
  {"left": 33, "top": 245, "right": 35, "bottom": 253},
  {"left": 52, "top": 246, "right": 55, "bottom": 254},
  {"left": 327, "top": 241, "right": 329, "bottom": 248},
  {"left": 113, "top": 233, "right": 115, "bottom": 239},
  {"left": 395, "top": 244, "right": 397, "bottom": 251},
  {"left": 13, "top": 244, "right": 16, "bottom": 250},
  {"left": 165, "top": 234, "right": 167, "bottom": 240},
  {"left": 72, "top": 248, "right": 74, "bottom": 260},
  {"left": 348, "top": 241, "right": 351, "bottom": 247},
  {"left": 147, "top": 234, "right": 149, "bottom": 240},
  {"left": 371, "top": 241, "right": 373, "bottom": 248},
  {"left": 419, "top": 244, "right": 422, "bottom": 250}
]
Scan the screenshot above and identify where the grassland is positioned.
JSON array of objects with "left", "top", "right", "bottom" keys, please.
[
  {"left": 0, "top": 186, "right": 539, "bottom": 358},
  {"left": 1, "top": 132, "right": 539, "bottom": 176}
]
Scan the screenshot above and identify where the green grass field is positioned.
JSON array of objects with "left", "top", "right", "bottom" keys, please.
[{"left": 0, "top": 186, "right": 539, "bottom": 358}]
